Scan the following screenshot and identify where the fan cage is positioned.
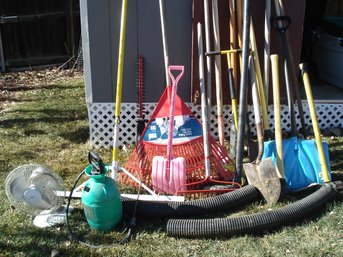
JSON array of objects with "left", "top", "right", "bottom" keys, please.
[{"left": 5, "top": 164, "right": 66, "bottom": 216}]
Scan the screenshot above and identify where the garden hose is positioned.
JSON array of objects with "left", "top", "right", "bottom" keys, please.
[
  {"left": 122, "top": 185, "right": 259, "bottom": 218},
  {"left": 166, "top": 184, "right": 336, "bottom": 238}
]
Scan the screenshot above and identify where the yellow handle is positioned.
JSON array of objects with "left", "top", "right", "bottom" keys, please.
[
  {"left": 271, "top": 54, "right": 284, "bottom": 179},
  {"left": 226, "top": 53, "right": 238, "bottom": 129},
  {"left": 112, "top": 0, "right": 128, "bottom": 163},
  {"left": 221, "top": 49, "right": 241, "bottom": 55},
  {"left": 300, "top": 63, "right": 330, "bottom": 183},
  {"left": 250, "top": 22, "right": 270, "bottom": 132},
  {"left": 232, "top": 99, "right": 238, "bottom": 129},
  {"left": 226, "top": 53, "right": 232, "bottom": 70}
]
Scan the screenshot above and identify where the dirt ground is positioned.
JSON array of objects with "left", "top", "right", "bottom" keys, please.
[{"left": 0, "top": 68, "right": 83, "bottom": 112}]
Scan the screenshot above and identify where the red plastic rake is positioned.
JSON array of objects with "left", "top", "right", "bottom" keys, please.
[{"left": 119, "top": 73, "right": 236, "bottom": 196}]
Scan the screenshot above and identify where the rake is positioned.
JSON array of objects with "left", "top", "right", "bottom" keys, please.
[{"left": 119, "top": 81, "right": 236, "bottom": 196}]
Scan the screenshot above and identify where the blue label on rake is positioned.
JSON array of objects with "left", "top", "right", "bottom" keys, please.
[{"left": 143, "top": 115, "right": 202, "bottom": 145}]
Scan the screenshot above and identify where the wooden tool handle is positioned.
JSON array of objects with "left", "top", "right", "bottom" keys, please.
[
  {"left": 300, "top": 63, "right": 330, "bottom": 183},
  {"left": 271, "top": 54, "right": 284, "bottom": 179}
]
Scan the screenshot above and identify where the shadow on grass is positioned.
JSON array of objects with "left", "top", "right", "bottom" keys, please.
[
  {"left": 0, "top": 115, "right": 88, "bottom": 129},
  {"left": 0, "top": 224, "right": 88, "bottom": 256},
  {"left": 59, "top": 126, "right": 90, "bottom": 144},
  {"left": 16, "top": 150, "right": 37, "bottom": 160},
  {"left": 1, "top": 84, "right": 82, "bottom": 92},
  {"left": 6, "top": 122, "right": 89, "bottom": 145},
  {"left": 0, "top": 95, "right": 36, "bottom": 104},
  {"left": 330, "top": 149, "right": 343, "bottom": 171},
  {"left": 23, "top": 129, "right": 46, "bottom": 136}
]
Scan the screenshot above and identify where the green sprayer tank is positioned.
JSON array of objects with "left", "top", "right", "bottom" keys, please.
[{"left": 82, "top": 158, "right": 122, "bottom": 231}]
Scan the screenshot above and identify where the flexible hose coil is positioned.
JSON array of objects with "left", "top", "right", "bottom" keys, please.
[
  {"left": 122, "top": 185, "right": 259, "bottom": 218},
  {"left": 166, "top": 184, "right": 336, "bottom": 237}
]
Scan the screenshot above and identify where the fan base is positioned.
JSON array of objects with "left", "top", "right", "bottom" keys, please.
[{"left": 33, "top": 205, "right": 73, "bottom": 228}]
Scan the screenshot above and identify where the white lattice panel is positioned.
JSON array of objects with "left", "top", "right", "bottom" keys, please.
[{"left": 88, "top": 102, "right": 343, "bottom": 148}]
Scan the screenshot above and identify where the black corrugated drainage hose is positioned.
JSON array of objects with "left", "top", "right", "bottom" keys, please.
[
  {"left": 166, "top": 184, "right": 336, "bottom": 238},
  {"left": 122, "top": 185, "right": 259, "bottom": 218}
]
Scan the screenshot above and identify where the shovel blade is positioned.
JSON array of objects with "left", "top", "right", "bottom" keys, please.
[
  {"left": 263, "top": 137, "right": 331, "bottom": 190},
  {"left": 151, "top": 156, "right": 187, "bottom": 194},
  {"left": 243, "top": 158, "right": 281, "bottom": 203}
]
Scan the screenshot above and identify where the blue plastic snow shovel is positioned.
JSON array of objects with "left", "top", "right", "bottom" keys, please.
[
  {"left": 262, "top": 137, "right": 331, "bottom": 190},
  {"left": 262, "top": 21, "right": 332, "bottom": 190}
]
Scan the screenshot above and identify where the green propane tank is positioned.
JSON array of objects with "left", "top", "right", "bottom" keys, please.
[{"left": 81, "top": 152, "right": 122, "bottom": 231}]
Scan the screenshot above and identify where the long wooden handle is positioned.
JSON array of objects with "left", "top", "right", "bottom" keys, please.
[
  {"left": 300, "top": 63, "right": 330, "bottom": 183},
  {"left": 250, "top": 21, "right": 270, "bottom": 132},
  {"left": 271, "top": 54, "right": 284, "bottom": 179},
  {"left": 212, "top": 0, "right": 224, "bottom": 146},
  {"left": 204, "top": 0, "right": 212, "bottom": 113},
  {"left": 225, "top": 53, "right": 239, "bottom": 130},
  {"left": 197, "top": 23, "right": 211, "bottom": 176},
  {"left": 229, "top": 0, "right": 239, "bottom": 93},
  {"left": 249, "top": 56, "right": 263, "bottom": 162},
  {"left": 159, "top": 0, "right": 170, "bottom": 86},
  {"left": 263, "top": 0, "right": 271, "bottom": 104}
]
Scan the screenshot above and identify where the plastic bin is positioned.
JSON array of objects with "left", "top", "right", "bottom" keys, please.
[
  {"left": 312, "top": 30, "right": 343, "bottom": 89},
  {"left": 321, "top": 16, "right": 343, "bottom": 37}
]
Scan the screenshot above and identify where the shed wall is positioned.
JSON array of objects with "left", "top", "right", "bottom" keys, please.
[{"left": 81, "top": 0, "right": 192, "bottom": 103}]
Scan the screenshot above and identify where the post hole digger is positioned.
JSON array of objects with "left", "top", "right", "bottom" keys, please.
[{"left": 273, "top": 0, "right": 307, "bottom": 137}]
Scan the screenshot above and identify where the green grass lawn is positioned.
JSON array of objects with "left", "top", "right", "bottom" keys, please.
[{"left": 0, "top": 71, "right": 342, "bottom": 257}]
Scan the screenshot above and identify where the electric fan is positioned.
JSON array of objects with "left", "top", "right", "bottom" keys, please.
[{"left": 5, "top": 164, "right": 71, "bottom": 228}]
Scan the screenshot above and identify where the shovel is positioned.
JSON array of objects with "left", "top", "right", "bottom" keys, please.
[
  {"left": 235, "top": 0, "right": 250, "bottom": 183},
  {"left": 243, "top": 56, "right": 281, "bottom": 203},
  {"left": 262, "top": 31, "right": 331, "bottom": 190},
  {"left": 270, "top": 54, "right": 286, "bottom": 182},
  {"left": 151, "top": 66, "right": 187, "bottom": 194}
]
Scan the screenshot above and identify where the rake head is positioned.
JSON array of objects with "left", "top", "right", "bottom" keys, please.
[{"left": 119, "top": 136, "right": 236, "bottom": 196}]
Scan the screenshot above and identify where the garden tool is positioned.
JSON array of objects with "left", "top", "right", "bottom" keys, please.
[
  {"left": 244, "top": 56, "right": 280, "bottom": 203},
  {"left": 152, "top": 66, "right": 187, "bottom": 195}
]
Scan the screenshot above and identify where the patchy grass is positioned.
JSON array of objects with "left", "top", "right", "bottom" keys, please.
[{"left": 0, "top": 71, "right": 342, "bottom": 256}]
